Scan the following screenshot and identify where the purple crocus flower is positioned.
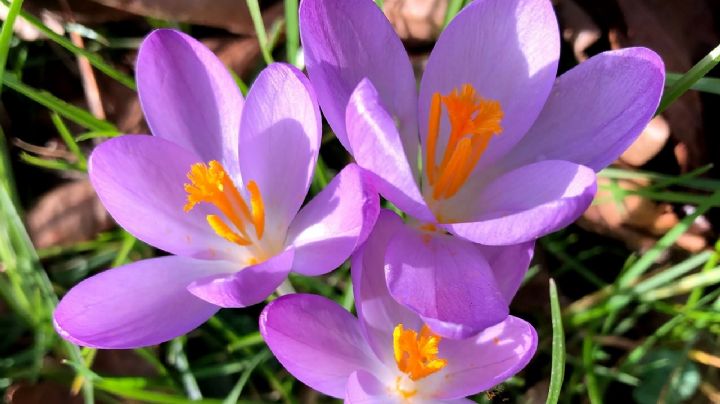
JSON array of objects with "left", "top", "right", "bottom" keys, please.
[
  {"left": 53, "top": 29, "right": 379, "bottom": 349},
  {"left": 261, "top": 210, "right": 537, "bottom": 402},
  {"left": 299, "top": 0, "right": 665, "bottom": 338}
]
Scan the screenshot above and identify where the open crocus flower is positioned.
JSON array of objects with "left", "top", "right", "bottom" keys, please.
[
  {"left": 261, "top": 210, "right": 537, "bottom": 403},
  {"left": 53, "top": 29, "right": 379, "bottom": 349},
  {"left": 300, "top": 0, "right": 664, "bottom": 338}
]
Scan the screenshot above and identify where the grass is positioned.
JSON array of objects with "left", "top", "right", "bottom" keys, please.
[{"left": 1, "top": 0, "right": 720, "bottom": 403}]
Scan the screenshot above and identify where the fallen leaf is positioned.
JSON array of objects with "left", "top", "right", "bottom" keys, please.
[
  {"left": 5, "top": 382, "right": 82, "bottom": 404},
  {"left": 619, "top": 116, "right": 670, "bottom": 168},
  {"left": 613, "top": 0, "right": 718, "bottom": 172},
  {"left": 383, "top": 0, "right": 446, "bottom": 43},
  {"left": 89, "top": 0, "right": 255, "bottom": 35},
  {"left": 556, "top": 0, "right": 601, "bottom": 61},
  {"left": 27, "top": 180, "right": 113, "bottom": 249}
]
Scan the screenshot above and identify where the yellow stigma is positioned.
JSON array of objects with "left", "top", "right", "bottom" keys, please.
[
  {"left": 425, "top": 83, "right": 503, "bottom": 200},
  {"left": 184, "top": 160, "right": 265, "bottom": 247},
  {"left": 393, "top": 324, "right": 447, "bottom": 381}
]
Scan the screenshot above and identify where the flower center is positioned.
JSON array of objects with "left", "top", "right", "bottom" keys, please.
[
  {"left": 425, "top": 83, "right": 503, "bottom": 200},
  {"left": 184, "top": 161, "right": 265, "bottom": 250},
  {"left": 393, "top": 324, "right": 447, "bottom": 382}
]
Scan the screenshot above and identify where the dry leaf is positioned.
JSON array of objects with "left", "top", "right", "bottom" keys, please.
[
  {"left": 614, "top": 0, "right": 718, "bottom": 172},
  {"left": 383, "top": 0, "right": 446, "bottom": 43},
  {"left": 89, "top": 0, "right": 255, "bottom": 34},
  {"left": 5, "top": 382, "right": 82, "bottom": 404},
  {"left": 556, "top": 0, "right": 601, "bottom": 61},
  {"left": 581, "top": 177, "right": 707, "bottom": 253},
  {"left": 619, "top": 116, "right": 670, "bottom": 167},
  {"left": 27, "top": 180, "right": 112, "bottom": 249}
]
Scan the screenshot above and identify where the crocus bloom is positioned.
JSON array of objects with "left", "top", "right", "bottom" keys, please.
[
  {"left": 53, "top": 29, "right": 378, "bottom": 349},
  {"left": 261, "top": 210, "right": 537, "bottom": 402},
  {"left": 300, "top": 0, "right": 664, "bottom": 338}
]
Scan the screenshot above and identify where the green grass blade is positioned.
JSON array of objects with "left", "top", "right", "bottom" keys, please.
[
  {"left": 284, "top": 0, "right": 299, "bottom": 66},
  {"left": 0, "top": 183, "right": 94, "bottom": 403},
  {"left": 0, "top": 0, "right": 135, "bottom": 89},
  {"left": 546, "top": 279, "right": 566, "bottom": 404},
  {"left": 443, "top": 0, "right": 465, "bottom": 27},
  {"left": 618, "top": 190, "right": 720, "bottom": 287},
  {"left": 3, "top": 74, "right": 116, "bottom": 131},
  {"left": 0, "top": 0, "right": 24, "bottom": 93},
  {"left": 657, "top": 42, "right": 720, "bottom": 113},
  {"left": 167, "top": 337, "right": 203, "bottom": 400},
  {"left": 246, "top": 0, "right": 274, "bottom": 65},
  {"left": 95, "top": 380, "right": 227, "bottom": 404},
  {"left": 222, "top": 349, "right": 271, "bottom": 404},
  {"left": 582, "top": 336, "right": 602, "bottom": 404},
  {"left": 665, "top": 73, "right": 720, "bottom": 95},
  {"left": 0, "top": 125, "right": 19, "bottom": 207},
  {"left": 51, "top": 113, "right": 87, "bottom": 170},
  {"left": 0, "top": 0, "right": 24, "bottom": 205}
]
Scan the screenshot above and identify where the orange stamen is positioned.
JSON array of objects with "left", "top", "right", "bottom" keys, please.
[
  {"left": 393, "top": 324, "right": 447, "bottom": 381},
  {"left": 184, "top": 160, "right": 266, "bottom": 247},
  {"left": 207, "top": 215, "right": 251, "bottom": 246},
  {"left": 425, "top": 83, "right": 503, "bottom": 200},
  {"left": 247, "top": 180, "right": 265, "bottom": 239},
  {"left": 425, "top": 93, "right": 442, "bottom": 185}
]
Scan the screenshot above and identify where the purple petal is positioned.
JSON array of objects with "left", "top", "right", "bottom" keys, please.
[
  {"left": 89, "top": 135, "right": 237, "bottom": 260},
  {"left": 53, "top": 256, "right": 229, "bottom": 349},
  {"left": 478, "top": 242, "right": 535, "bottom": 304},
  {"left": 352, "top": 210, "right": 422, "bottom": 365},
  {"left": 137, "top": 29, "right": 243, "bottom": 170},
  {"left": 345, "top": 370, "right": 479, "bottom": 403},
  {"left": 260, "top": 294, "right": 381, "bottom": 398},
  {"left": 345, "top": 370, "right": 400, "bottom": 404},
  {"left": 418, "top": 0, "right": 559, "bottom": 172},
  {"left": 433, "top": 316, "right": 537, "bottom": 399},
  {"left": 238, "top": 63, "right": 321, "bottom": 236},
  {"left": 503, "top": 47, "right": 665, "bottom": 172},
  {"left": 287, "top": 164, "right": 379, "bottom": 276},
  {"left": 188, "top": 248, "right": 294, "bottom": 308},
  {"left": 385, "top": 225, "right": 508, "bottom": 339},
  {"left": 447, "top": 160, "right": 597, "bottom": 245},
  {"left": 346, "top": 79, "right": 436, "bottom": 222},
  {"left": 299, "top": 0, "right": 418, "bottom": 159}
]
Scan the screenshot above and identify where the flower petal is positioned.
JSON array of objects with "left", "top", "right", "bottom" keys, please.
[
  {"left": 352, "top": 210, "right": 422, "bottom": 365},
  {"left": 447, "top": 160, "right": 597, "bottom": 245},
  {"left": 418, "top": 0, "right": 559, "bottom": 171},
  {"left": 432, "top": 316, "right": 537, "bottom": 399},
  {"left": 238, "top": 63, "right": 321, "bottom": 237},
  {"left": 260, "top": 294, "right": 380, "bottom": 398},
  {"left": 299, "top": 0, "right": 418, "bottom": 158},
  {"left": 502, "top": 47, "right": 665, "bottom": 172},
  {"left": 345, "top": 370, "right": 401, "bottom": 404},
  {"left": 187, "top": 248, "right": 294, "bottom": 308},
  {"left": 137, "top": 29, "right": 243, "bottom": 170},
  {"left": 385, "top": 225, "right": 508, "bottom": 339},
  {"left": 287, "top": 164, "right": 379, "bottom": 276},
  {"left": 346, "top": 79, "right": 436, "bottom": 222},
  {"left": 53, "top": 256, "right": 229, "bottom": 349},
  {"left": 478, "top": 242, "right": 535, "bottom": 304},
  {"left": 89, "top": 135, "right": 237, "bottom": 259}
]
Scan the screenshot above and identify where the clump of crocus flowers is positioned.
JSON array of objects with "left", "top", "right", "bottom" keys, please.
[
  {"left": 53, "top": 0, "right": 665, "bottom": 400},
  {"left": 300, "top": 0, "right": 664, "bottom": 338}
]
